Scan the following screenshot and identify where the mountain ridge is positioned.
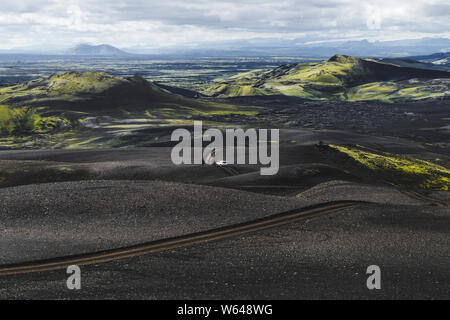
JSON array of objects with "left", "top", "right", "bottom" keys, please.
[
  {"left": 65, "top": 44, "right": 131, "bottom": 56},
  {"left": 202, "top": 55, "right": 450, "bottom": 102}
]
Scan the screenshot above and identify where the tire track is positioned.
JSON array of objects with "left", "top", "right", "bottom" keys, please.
[
  {"left": 400, "top": 190, "right": 448, "bottom": 207},
  {"left": 0, "top": 201, "right": 361, "bottom": 276}
]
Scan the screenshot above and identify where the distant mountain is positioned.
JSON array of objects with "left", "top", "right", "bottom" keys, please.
[
  {"left": 202, "top": 54, "right": 450, "bottom": 102},
  {"left": 160, "top": 37, "right": 450, "bottom": 58},
  {"left": 65, "top": 44, "right": 131, "bottom": 56},
  {"left": 378, "top": 58, "right": 449, "bottom": 72},
  {"left": 409, "top": 52, "right": 450, "bottom": 61},
  {"left": 3, "top": 37, "right": 450, "bottom": 58},
  {"left": 407, "top": 52, "right": 450, "bottom": 68}
]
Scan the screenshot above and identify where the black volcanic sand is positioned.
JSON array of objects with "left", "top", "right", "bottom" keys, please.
[
  {"left": 0, "top": 177, "right": 427, "bottom": 266},
  {"left": 0, "top": 129, "right": 448, "bottom": 194},
  {"left": 223, "top": 97, "right": 450, "bottom": 145},
  {"left": 0, "top": 203, "right": 448, "bottom": 299},
  {"left": 0, "top": 180, "right": 315, "bottom": 265},
  {"left": 0, "top": 127, "right": 448, "bottom": 299},
  {"left": 295, "top": 180, "right": 424, "bottom": 205}
]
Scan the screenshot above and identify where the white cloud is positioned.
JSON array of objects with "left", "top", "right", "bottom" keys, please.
[{"left": 0, "top": 0, "right": 448, "bottom": 50}]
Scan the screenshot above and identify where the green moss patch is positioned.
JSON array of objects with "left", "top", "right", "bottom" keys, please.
[
  {"left": 330, "top": 144, "right": 450, "bottom": 190},
  {"left": 0, "top": 105, "right": 70, "bottom": 135}
]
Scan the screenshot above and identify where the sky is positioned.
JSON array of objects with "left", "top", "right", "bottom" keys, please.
[{"left": 0, "top": 0, "right": 449, "bottom": 52}]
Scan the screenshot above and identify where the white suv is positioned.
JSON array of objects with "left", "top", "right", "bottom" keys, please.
[{"left": 216, "top": 160, "right": 228, "bottom": 166}]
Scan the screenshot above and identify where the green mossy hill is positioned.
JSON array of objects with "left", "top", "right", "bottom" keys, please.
[
  {"left": 0, "top": 72, "right": 259, "bottom": 139},
  {"left": 43, "top": 72, "right": 125, "bottom": 96},
  {"left": 0, "top": 72, "right": 172, "bottom": 109},
  {"left": 0, "top": 72, "right": 124, "bottom": 103},
  {"left": 0, "top": 72, "right": 257, "bottom": 116},
  {"left": 203, "top": 55, "right": 450, "bottom": 102}
]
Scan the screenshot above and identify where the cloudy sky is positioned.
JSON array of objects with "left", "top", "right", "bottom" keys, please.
[{"left": 1, "top": 0, "right": 449, "bottom": 51}]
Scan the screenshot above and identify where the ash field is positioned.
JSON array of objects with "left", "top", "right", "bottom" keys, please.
[{"left": 0, "top": 55, "right": 449, "bottom": 299}]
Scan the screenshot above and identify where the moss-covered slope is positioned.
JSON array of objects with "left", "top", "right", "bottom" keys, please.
[
  {"left": 330, "top": 144, "right": 450, "bottom": 191},
  {"left": 0, "top": 71, "right": 257, "bottom": 114},
  {"left": 0, "top": 72, "right": 259, "bottom": 147},
  {"left": 203, "top": 55, "right": 450, "bottom": 102},
  {"left": 0, "top": 72, "right": 189, "bottom": 111}
]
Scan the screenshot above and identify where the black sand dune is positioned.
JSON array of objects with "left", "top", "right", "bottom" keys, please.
[
  {"left": 0, "top": 180, "right": 309, "bottom": 264},
  {"left": 0, "top": 102, "right": 448, "bottom": 299},
  {"left": 207, "top": 164, "right": 358, "bottom": 193},
  {"left": 1, "top": 201, "right": 448, "bottom": 299}
]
